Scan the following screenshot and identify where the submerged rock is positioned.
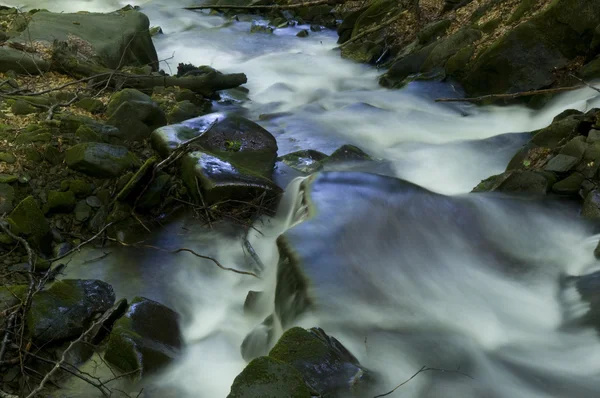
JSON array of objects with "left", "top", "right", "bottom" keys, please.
[
  {"left": 104, "top": 297, "right": 183, "bottom": 379},
  {"left": 278, "top": 150, "right": 328, "bottom": 174}
]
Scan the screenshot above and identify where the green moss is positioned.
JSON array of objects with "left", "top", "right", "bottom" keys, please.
[
  {"left": 45, "top": 190, "right": 76, "bottom": 214},
  {"left": 68, "top": 179, "right": 93, "bottom": 197},
  {"left": 269, "top": 327, "right": 329, "bottom": 363},
  {"left": 7, "top": 196, "right": 50, "bottom": 251},
  {"left": 508, "top": 0, "right": 536, "bottom": 23},
  {"left": 224, "top": 140, "right": 242, "bottom": 152},
  {"left": 76, "top": 124, "right": 103, "bottom": 143},
  {"left": 0, "top": 152, "right": 16, "bottom": 164},
  {"left": 227, "top": 356, "right": 311, "bottom": 398},
  {"left": 117, "top": 156, "right": 157, "bottom": 201}
]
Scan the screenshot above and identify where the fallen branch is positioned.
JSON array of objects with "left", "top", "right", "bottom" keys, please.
[
  {"left": 46, "top": 93, "right": 80, "bottom": 121},
  {"left": 106, "top": 238, "right": 259, "bottom": 278},
  {"left": 337, "top": 11, "right": 406, "bottom": 49},
  {"left": 184, "top": 0, "right": 344, "bottom": 11},
  {"left": 568, "top": 73, "right": 600, "bottom": 95},
  {"left": 47, "top": 222, "right": 114, "bottom": 263},
  {"left": 373, "top": 366, "right": 473, "bottom": 398},
  {"left": 435, "top": 85, "right": 586, "bottom": 103}
]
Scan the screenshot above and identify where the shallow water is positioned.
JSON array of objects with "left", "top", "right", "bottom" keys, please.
[{"left": 5, "top": 0, "right": 600, "bottom": 396}]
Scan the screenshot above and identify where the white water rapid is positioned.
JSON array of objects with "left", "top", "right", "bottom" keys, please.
[{"left": 4, "top": 0, "right": 600, "bottom": 397}]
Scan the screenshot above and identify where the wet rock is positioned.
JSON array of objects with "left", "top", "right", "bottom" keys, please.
[
  {"left": 136, "top": 173, "right": 171, "bottom": 210},
  {"left": 227, "top": 356, "right": 311, "bottom": 398},
  {"left": 180, "top": 152, "right": 282, "bottom": 206},
  {"left": 250, "top": 21, "right": 274, "bottom": 34},
  {"left": 7, "top": 196, "right": 52, "bottom": 254},
  {"left": 0, "top": 183, "right": 15, "bottom": 213},
  {"left": 107, "top": 89, "right": 167, "bottom": 141},
  {"left": 7, "top": 10, "right": 158, "bottom": 70},
  {"left": 244, "top": 290, "right": 265, "bottom": 315},
  {"left": 559, "top": 136, "right": 587, "bottom": 162},
  {"left": 75, "top": 98, "right": 106, "bottom": 114},
  {"left": 0, "top": 152, "right": 16, "bottom": 164},
  {"left": 296, "top": 29, "right": 309, "bottom": 38},
  {"left": 152, "top": 113, "right": 278, "bottom": 178},
  {"left": 65, "top": 179, "right": 93, "bottom": 198},
  {"left": 88, "top": 206, "right": 109, "bottom": 232},
  {"left": 149, "top": 26, "right": 163, "bottom": 37},
  {"left": 322, "top": 144, "right": 372, "bottom": 164},
  {"left": 417, "top": 19, "right": 452, "bottom": 45},
  {"left": 279, "top": 150, "right": 328, "bottom": 174},
  {"left": 66, "top": 142, "right": 139, "bottom": 178},
  {"left": 530, "top": 116, "right": 580, "bottom": 148},
  {"left": 44, "top": 190, "right": 76, "bottom": 214},
  {"left": 588, "top": 130, "right": 600, "bottom": 144},
  {"left": 104, "top": 297, "right": 183, "bottom": 379},
  {"left": 76, "top": 124, "right": 104, "bottom": 143},
  {"left": 473, "top": 170, "right": 554, "bottom": 194},
  {"left": 74, "top": 200, "right": 92, "bottom": 222},
  {"left": 27, "top": 279, "right": 115, "bottom": 343},
  {"left": 269, "top": 327, "right": 370, "bottom": 396},
  {"left": 52, "top": 242, "right": 72, "bottom": 258}
]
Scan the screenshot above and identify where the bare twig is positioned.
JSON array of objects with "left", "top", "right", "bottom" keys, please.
[
  {"left": 47, "top": 222, "right": 114, "bottom": 263},
  {"left": 24, "top": 306, "right": 121, "bottom": 398},
  {"left": 46, "top": 93, "right": 80, "bottom": 120},
  {"left": 568, "top": 73, "right": 600, "bottom": 95},
  {"left": 195, "top": 177, "right": 213, "bottom": 229},
  {"left": 373, "top": 366, "right": 473, "bottom": 398},
  {"left": 106, "top": 238, "right": 259, "bottom": 278}
]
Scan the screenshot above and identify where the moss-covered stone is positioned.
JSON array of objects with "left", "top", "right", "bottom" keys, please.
[
  {"left": 552, "top": 173, "right": 585, "bottom": 195},
  {"left": 15, "top": 128, "right": 52, "bottom": 143},
  {"left": 75, "top": 124, "right": 104, "bottom": 143},
  {"left": 250, "top": 22, "right": 274, "bottom": 34},
  {"left": 27, "top": 279, "right": 115, "bottom": 343},
  {"left": 44, "top": 190, "right": 76, "bottom": 214},
  {"left": 417, "top": 19, "right": 452, "bottom": 45},
  {"left": 74, "top": 98, "right": 105, "bottom": 114},
  {"left": 296, "top": 29, "right": 309, "bottom": 38},
  {"left": 583, "top": 190, "right": 600, "bottom": 220},
  {"left": 0, "top": 174, "right": 18, "bottom": 183},
  {"left": 279, "top": 150, "right": 328, "bottom": 174},
  {"left": 0, "top": 152, "right": 16, "bottom": 164},
  {"left": 167, "top": 100, "right": 203, "bottom": 124},
  {"left": 530, "top": 116, "right": 580, "bottom": 149},
  {"left": 106, "top": 89, "right": 167, "bottom": 141},
  {"left": 0, "top": 183, "right": 15, "bottom": 213},
  {"left": 7, "top": 196, "right": 51, "bottom": 254},
  {"left": 104, "top": 297, "right": 182, "bottom": 379},
  {"left": 227, "top": 356, "right": 311, "bottom": 398},
  {"left": 137, "top": 173, "right": 171, "bottom": 210},
  {"left": 67, "top": 179, "right": 93, "bottom": 198},
  {"left": 66, "top": 142, "right": 139, "bottom": 178},
  {"left": 268, "top": 327, "right": 370, "bottom": 396},
  {"left": 11, "top": 99, "right": 39, "bottom": 115},
  {"left": 43, "top": 145, "right": 63, "bottom": 165}
]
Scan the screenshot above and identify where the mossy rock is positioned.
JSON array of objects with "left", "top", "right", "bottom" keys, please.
[
  {"left": 107, "top": 89, "right": 167, "bottom": 141},
  {"left": 76, "top": 124, "right": 104, "bottom": 143},
  {"left": 15, "top": 128, "right": 52, "bottom": 143},
  {"left": 269, "top": 327, "right": 370, "bottom": 396},
  {"left": 0, "top": 285, "right": 27, "bottom": 312},
  {"left": 473, "top": 170, "right": 554, "bottom": 194},
  {"left": 67, "top": 179, "right": 93, "bottom": 198},
  {"left": 320, "top": 144, "right": 372, "bottom": 167},
  {"left": 417, "top": 19, "right": 452, "bottom": 45},
  {"left": 0, "top": 182, "right": 15, "bottom": 213},
  {"left": 582, "top": 190, "right": 600, "bottom": 220},
  {"left": 379, "top": 43, "right": 437, "bottom": 88},
  {"left": 43, "top": 145, "right": 63, "bottom": 165},
  {"left": 351, "top": 0, "right": 396, "bottom": 38},
  {"left": 66, "top": 142, "right": 139, "bottom": 178},
  {"left": 167, "top": 100, "right": 203, "bottom": 124},
  {"left": 0, "top": 152, "right": 16, "bottom": 164},
  {"left": 104, "top": 297, "right": 183, "bottom": 379},
  {"left": 421, "top": 28, "right": 482, "bottom": 72},
  {"left": 508, "top": 0, "right": 537, "bottom": 24},
  {"left": 582, "top": 56, "right": 600, "bottom": 80},
  {"left": 340, "top": 40, "right": 383, "bottom": 64},
  {"left": 136, "top": 173, "right": 171, "bottom": 210},
  {"left": 250, "top": 21, "right": 274, "bottom": 34},
  {"left": 445, "top": 46, "right": 474, "bottom": 76},
  {"left": 552, "top": 173, "right": 585, "bottom": 195},
  {"left": 7, "top": 196, "right": 52, "bottom": 254},
  {"left": 27, "top": 279, "right": 115, "bottom": 343},
  {"left": 44, "top": 190, "right": 76, "bottom": 214},
  {"left": 11, "top": 99, "right": 39, "bottom": 115},
  {"left": 55, "top": 113, "right": 120, "bottom": 138},
  {"left": 75, "top": 98, "right": 106, "bottom": 114},
  {"left": 227, "top": 356, "right": 311, "bottom": 398},
  {"left": 530, "top": 115, "right": 580, "bottom": 149},
  {"left": 336, "top": 6, "right": 369, "bottom": 45},
  {"left": 0, "top": 174, "right": 18, "bottom": 183}
]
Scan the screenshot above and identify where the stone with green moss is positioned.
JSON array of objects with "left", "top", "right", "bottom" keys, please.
[
  {"left": 15, "top": 128, "right": 52, "bottom": 143},
  {"left": 250, "top": 21, "right": 274, "bottom": 34},
  {"left": 268, "top": 327, "right": 370, "bottom": 396},
  {"left": 44, "top": 145, "right": 63, "bottom": 165},
  {"left": 45, "top": 190, "right": 76, "bottom": 214},
  {"left": 104, "top": 297, "right": 182, "bottom": 379},
  {"left": 0, "top": 152, "right": 16, "bottom": 164},
  {"left": 75, "top": 124, "right": 104, "bottom": 143},
  {"left": 0, "top": 183, "right": 15, "bottom": 213},
  {"left": 167, "top": 100, "right": 203, "bottom": 124},
  {"left": 530, "top": 115, "right": 580, "bottom": 149},
  {"left": 552, "top": 173, "right": 585, "bottom": 195},
  {"left": 26, "top": 279, "right": 115, "bottom": 343},
  {"left": 75, "top": 98, "right": 106, "bottom": 114},
  {"left": 0, "top": 285, "right": 27, "bottom": 312},
  {"left": 7, "top": 196, "right": 52, "bottom": 254},
  {"left": 66, "top": 142, "right": 139, "bottom": 178},
  {"left": 67, "top": 179, "right": 93, "bottom": 198},
  {"left": 279, "top": 150, "right": 327, "bottom": 174},
  {"left": 11, "top": 99, "right": 39, "bottom": 115},
  {"left": 136, "top": 173, "right": 171, "bottom": 210},
  {"left": 106, "top": 89, "right": 167, "bottom": 141},
  {"left": 227, "top": 356, "right": 311, "bottom": 398},
  {"left": 0, "top": 174, "right": 18, "bottom": 183},
  {"left": 417, "top": 19, "right": 452, "bottom": 45}
]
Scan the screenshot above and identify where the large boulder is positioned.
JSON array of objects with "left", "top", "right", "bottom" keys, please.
[
  {"left": 106, "top": 89, "right": 167, "bottom": 141},
  {"left": 7, "top": 9, "right": 158, "bottom": 70},
  {"left": 27, "top": 279, "right": 115, "bottom": 343},
  {"left": 104, "top": 297, "right": 183, "bottom": 379},
  {"left": 66, "top": 142, "right": 139, "bottom": 178}
]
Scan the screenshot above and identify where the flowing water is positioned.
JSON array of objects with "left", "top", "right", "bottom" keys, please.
[{"left": 4, "top": 0, "right": 600, "bottom": 396}]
